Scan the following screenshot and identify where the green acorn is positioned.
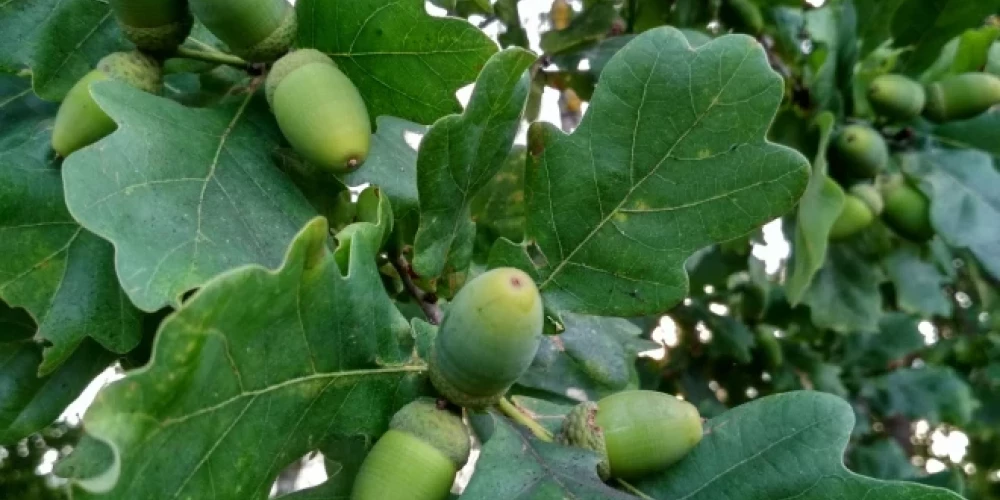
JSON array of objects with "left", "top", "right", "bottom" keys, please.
[
  {"left": 429, "top": 268, "right": 544, "bottom": 409},
  {"left": 109, "top": 0, "right": 193, "bottom": 52},
  {"left": 189, "top": 0, "right": 297, "bottom": 62},
  {"left": 351, "top": 399, "right": 470, "bottom": 500},
  {"left": 561, "top": 390, "right": 703, "bottom": 480},
  {"left": 828, "top": 124, "right": 889, "bottom": 179},
  {"left": 52, "top": 51, "right": 163, "bottom": 157},
  {"left": 266, "top": 49, "right": 372, "bottom": 173},
  {"left": 880, "top": 175, "right": 934, "bottom": 242},
  {"left": 868, "top": 74, "right": 926, "bottom": 120},
  {"left": 924, "top": 73, "right": 1000, "bottom": 122}
]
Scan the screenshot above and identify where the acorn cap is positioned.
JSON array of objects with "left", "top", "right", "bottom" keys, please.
[
  {"left": 559, "top": 401, "right": 611, "bottom": 480},
  {"left": 390, "top": 399, "right": 471, "bottom": 468},
  {"left": 96, "top": 51, "right": 163, "bottom": 94},
  {"left": 849, "top": 183, "right": 884, "bottom": 215},
  {"left": 121, "top": 17, "right": 193, "bottom": 52},
  {"left": 237, "top": 6, "right": 297, "bottom": 63},
  {"left": 265, "top": 48, "right": 337, "bottom": 107}
]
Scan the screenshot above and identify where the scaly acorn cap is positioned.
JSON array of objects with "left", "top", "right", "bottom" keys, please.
[
  {"left": 389, "top": 399, "right": 470, "bottom": 467},
  {"left": 97, "top": 51, "right": 164, "bottom": 94},
  {"left": 849, "top": 183, "right": 884, "bottom": 215},
  {"left": 559, "top": 401, "right": 611, "bottom": 479},
  {"left": 110, "top": 0, "right": 194, "bottom": 52},
  {"left": 265, "top": 48, "right": 335, "bottom": 107},
  {"left": 239, "top": 6, "right": 297, "bottom": 62}
]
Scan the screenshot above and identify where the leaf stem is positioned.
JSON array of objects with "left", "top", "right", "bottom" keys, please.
[
  {"left": 173, "top": 46, "right": 250, "bottom": 70},
  {"left": 616, "top": 478, "right": 654, "bottom": 500},
  {"left": 496, "top": 397, "right": 554, "bottom": 442},
  {"left": 391, "top": 255, "right": 443, "bottom": 325}
]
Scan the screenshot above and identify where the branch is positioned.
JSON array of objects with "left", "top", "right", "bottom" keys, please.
[
  {"left": 173, "top": 46, "right": 251, "bottom": 70},
  {"left": 391, "top": 255, "right": 443, "bottom": 325}
]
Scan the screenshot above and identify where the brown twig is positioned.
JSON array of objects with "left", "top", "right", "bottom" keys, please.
[{"left": 392, "top": 255, "right": 443, "bottom": 325}]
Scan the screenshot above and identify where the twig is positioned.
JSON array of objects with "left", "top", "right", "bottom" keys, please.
[
  {"left": 496, "top": 397, "right": 554, "bottom": 442},
  {"left": 173, "top": 46, "right": 250, "bottom": 70},
  {"left": 616, "top": 478, "right": 655, "bottom": 500},
  {"left": 391, "top": 255, "right": 443, "bottom": 325}
]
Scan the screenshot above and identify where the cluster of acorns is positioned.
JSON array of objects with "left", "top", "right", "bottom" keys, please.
[
  {"left": 351, "top": 268, "right": 705, "bottom": 499},
  {"left": 825, "top": 71, "right": 1000, "bottom": 242},
  {"left": 52, "top": 0, "right": 371, "bottom": 175}
]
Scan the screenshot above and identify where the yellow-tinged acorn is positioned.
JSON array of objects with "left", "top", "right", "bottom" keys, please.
[
  {"left": 266, "top": 49, "right": 372, "bottom": 173},
  {"left": 924, "top": 73, "right": 1000, "bottom": 122},
  {"left": 429, "top": 268, "right": 544, "bottom": 409},
  {"left": 52, "top": 51, "right": 163, "bottom": 157},
  {"left": 351, "top": 399, "right": 470, "bottom": 500},
  {"left": 189, "top": 0, "right": 297, "bottom": 62},
  {"left": 109, "top": 0, "right": 193, "bottom": 52}
]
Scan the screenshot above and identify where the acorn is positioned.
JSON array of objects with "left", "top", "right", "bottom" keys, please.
[
  {"left": 51, "top": 51, "right": 163, "bottom": 157},
  {"left": 109, "top": 0, "right": 193, "bottom": 52},
  {"left": 560, "top": 390, "right": 703, "bottom": 480},
  {"left": 880, "top": 176, "right": 934, "bottom": 242},
  {"left": 923, "top": 73, "right": 1000, "bottom": 122},
  {"left": 868, "top": 74, "right": 926, "bottom": 121},
  {"left": 828, "top": 124, "right": 889, "bottom": 179},
  {"left": 351, "top": 399, "right": 470, "bottom": 500},
  {"left": 550, "top": 0, "right": 572, "bottom": 30},
  {"left": 429, "top": 268, "right": 544, "bottom": 409},
  {"left": 265, "top": 49, "right": 372, "bottom": 173},
  {"left": 189, "top": 0, "right": 297, "bottom": 62}
]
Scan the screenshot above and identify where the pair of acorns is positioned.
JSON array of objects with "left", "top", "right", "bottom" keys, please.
[
  {"left": 352, "top": 268, "right": 704, "bottom": 499},
  {"left": 52, "top": 0, "right": 371, "bottom": 176}
]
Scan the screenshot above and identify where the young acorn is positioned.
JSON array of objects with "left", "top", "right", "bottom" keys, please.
[
  {"left": 829, "top": 183, "right": 883, "bottom": 240},
  {"left": 351, "top": 399, "right": 470, "bottom": 500},
  {"left": 923, "top": 73, "right": 1000, "bottom": 122},
  {"left": 868, "top": 74, "right": 926, "bottom": 121},
  {"left": 561, "top": 390, "right": 703, "bottom": 480},
  {"left": 880, "top": 175, "right": 934, "bottom": 242},
  {"left": 828, "top": 124, "right": 889, "bottom": 179},
  {"left": 429, "top": 267, "right": 544, "bottom": 409},
  {"left": 189, "top": 0, "right": 296, "bottom": 62},
  {"left": 550, "top": 0, "right": 572, "bottom": 30},
  {"left": 109, "top": 0, "right": 193, "bottom": 53},
  {"left": 52, "top": 51, "right": 163, "bottom": 157},
  {"left": 266, "top": 49, "right": 372, "bottom": 174}
]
